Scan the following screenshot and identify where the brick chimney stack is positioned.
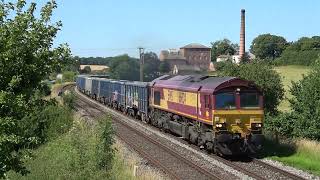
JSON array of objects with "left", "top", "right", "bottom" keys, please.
[{"left": 239, "top": 9, "right": 245, "bottom": 60}]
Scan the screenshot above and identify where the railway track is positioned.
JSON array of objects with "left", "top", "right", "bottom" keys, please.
[
  {"left": 57, "top": 83, "right": 75, "bottom": 95},
  {"left": 74, "top": 87, "right": 307, "bottom": 180},
  {"left": 74, "top": 88, "right": 223, "bottom": 180},
  {"left": 251, "top": 158, "right": 305, "bottom": 180}
]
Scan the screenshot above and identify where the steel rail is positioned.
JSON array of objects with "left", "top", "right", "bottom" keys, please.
[{"left": 251, "top": 158, "right": 305, "bottom": 180}]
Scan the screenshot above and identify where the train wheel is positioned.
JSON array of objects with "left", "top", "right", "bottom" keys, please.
[
  {"left": 141, "top": 114, "right": 146, "bottom": 123},
  {"left": 206, "top": 142, "right": 214, "bottom": 153}
]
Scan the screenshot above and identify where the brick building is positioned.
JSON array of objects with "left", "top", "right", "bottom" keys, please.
[{"left": 159, "top": 43, "right": 211, "bottom": 71}]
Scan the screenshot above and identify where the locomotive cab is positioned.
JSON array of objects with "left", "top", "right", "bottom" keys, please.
[{"left": 212, "top": 86, "right": 264, "bottom": 155}]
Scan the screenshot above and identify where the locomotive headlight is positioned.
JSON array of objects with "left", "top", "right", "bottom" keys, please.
[
  {"left": 215, "top": 123, "right": 226, "bottom": 128},
  {"left": 256, "top": 123, "right": 262, "bottom": 128},
  {"left": 251, "top": 123, "right": 262, "bottom": 129}
]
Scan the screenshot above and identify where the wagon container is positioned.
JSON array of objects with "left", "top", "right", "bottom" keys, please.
[
  {"left": 125, "top": 81, "right": 149, "bottom": 118},
  {"left": 91, "top": 78, "right": 100, "bottom": 99}
]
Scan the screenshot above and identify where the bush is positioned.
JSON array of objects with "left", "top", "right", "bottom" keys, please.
[
  {"left": 275, "top": 36, "right": 320, "bottom": 66},
  {"left": 159, "top": 61, "right": 171, "bottom": 73},
  {"left": 96, "top": 116, "right": 115, "bottom": 171},
  {"left": 62, "top": 71, "right": 77, "bottom": 82},
  {"left": 276, "top": 50, "right": 320, "bottom": 66},
  {"left": 62, "top": 92, "right": 76, "bottom": 109},
  {"left": 264, "top": 113, "right": 294, "bottom": 142},
  {"left": 21, "top": 105, "right": 74, "bottom": 144},
  {"left": 214, "top": 60, "right": 235, "bottom": 72},
  {"left": 8, "top": 116, "right": 116, "bottom": 180},
  {"left": 219, "top": 61, "right": 284, "bottom": 115},
  {"left": 266, "top": 59, "right": 320, "bottom": 140},
  {"left": 287, "top": 60, "right": 320, "bottom": 140}
]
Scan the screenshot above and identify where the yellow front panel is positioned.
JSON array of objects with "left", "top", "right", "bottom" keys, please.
[{"left": 213, "top": 110, "right": 263, "bottom": 136}]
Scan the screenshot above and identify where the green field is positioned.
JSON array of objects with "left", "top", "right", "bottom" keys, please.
[{"left": 274, "top": 65, "right": 311, "bottom": 112}]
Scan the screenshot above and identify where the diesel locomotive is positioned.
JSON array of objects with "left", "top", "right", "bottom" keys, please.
[{"left": 76, "top": 74, "right": 264, "bottom": 156}]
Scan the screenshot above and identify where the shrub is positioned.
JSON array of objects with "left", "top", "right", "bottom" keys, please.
[
  {"left": 62, "top": 92, "right": 76, "bottom": 109},
  {"left": 214, "top": 60, "right": 235, "bottom": 72},
  {"left": 276, "top": 50, "right": 320, "bottom": 66},
  {"left": 62, "top": 71, "right": 77, "bottom": 82},
  {"left": 8, "top": 117, "right": 116, "bottom": 180},
  {"left": 96, "top": 116, "right": 115, "bottom": 171},
  {"left": 159, "top": 61, "right": 171, "bottom": 73},
  {"left": 264, "top": 113, "right": 294, "bottom": 142},
  {"left": 287, "top": 60, "right": 320, "bottom": 140},
  {"left": 275, "top": 36, "right": 320, "bottom": 66},
  {"left": 65, "top": 116, "right": 115, "bottom": 179},
  {"left": 22, "top": 105, "right": 73, "bottom": 144},
  {"left": 219, "top": 61, "right": 284, "bottom": 115}
]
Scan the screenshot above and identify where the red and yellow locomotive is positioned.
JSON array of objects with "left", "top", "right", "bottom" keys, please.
[{"left": 149, "top": 75, "right": 264, "bottom": 155}]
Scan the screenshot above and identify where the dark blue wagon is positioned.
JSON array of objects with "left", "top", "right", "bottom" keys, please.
[
  {"left": 125, "top": 81, "right": 149, "bottom": 119},
  {"left": 99, "top": 79, "right": 112, "bottom": 104},
  {"left": 109, "top": 80, "right": 126, "bottom": 110},
  {"left": 91, "top": 78, "right": 100, "bottom": 99},
  {"left": 76, "top": 75, "right": 86, "bottom": 92}
]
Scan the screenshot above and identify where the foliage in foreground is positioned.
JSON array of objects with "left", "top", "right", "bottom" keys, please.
[
  {"left": 22, "top": 105, "right": 74, "bottom": 144},
  {"left": 0, "top": 0, "right": 71, "bottom": 177},
  {"left": 218, "top": 61, "right": 284, "bottom": 115},
  {"left": 265, "top": 59, "right": 320, "bottom": 141},
  {"left": 8, "top": 116, "right": 116, "bottom": 180},
  {"left": 62, "top": 91, "right": 76, "bottom": 109}
]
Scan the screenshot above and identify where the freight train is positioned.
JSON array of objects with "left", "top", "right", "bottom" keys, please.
[{"left": 76, "top": 74, "right": 264, "bottom": 156}]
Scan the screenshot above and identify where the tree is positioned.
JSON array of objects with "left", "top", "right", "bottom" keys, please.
[
  {"left": 108, "top": 52, "right": 162, "bottom": 82},
  {"left": 82, "top": 66, "right": 91, "bottom": 74},
  {"left": 211, "top": 39, "right": 238, "bottom": 62},
  {"left": 108, "top": 55, "right": 140, "bottom": 81},
  {"left": 0, "top": 1, "right": 70, "bottom": 177},
  {"left": 159, "top": 61, "right": 171, "bottom": 73},
  {"left": 276, "top": 36, "right": 320, "bottom": 65},
  {"left": 250, "top": 34, "right": 288, "bottom": 60},
  {"left": 78, "top": 56, "right": 112, "bottom": 65},
  {"left": 143, "top": 52, "right": 161, "bottom": 81}
]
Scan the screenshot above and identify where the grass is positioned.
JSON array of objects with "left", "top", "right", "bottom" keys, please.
[
  {"left": 7, "top": 120, "right": 135, "bottom": 180},
  {"left": 263, "top": 137, "right": 320, "bottom": 176},
  {"left": 274, "top": 65, "right": 311, "bottom": 112},
  {"left": 7, "top": 114, "right": 164, "bottom": 180}
]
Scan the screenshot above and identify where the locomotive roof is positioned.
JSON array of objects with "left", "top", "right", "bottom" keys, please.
[{"left": 151, "top": 75, "right": 260, "bottom": 93}]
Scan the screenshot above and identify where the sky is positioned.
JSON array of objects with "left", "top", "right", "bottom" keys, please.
[{"left": 41, "top": 0, "right": 320, "bottom": 58}]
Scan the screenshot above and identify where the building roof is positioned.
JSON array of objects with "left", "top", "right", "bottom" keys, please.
[
  {"left": 151, "top": 75, "right": 260, "bottom": 94},
  {"left": 180, "top": 43, "right": 211, "bottom": 49}
]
